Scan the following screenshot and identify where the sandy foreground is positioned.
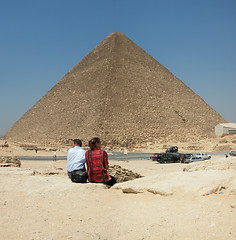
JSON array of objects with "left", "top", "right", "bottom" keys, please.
[{"left": 0, "top": 147, "right": 236, "bottom": 240}]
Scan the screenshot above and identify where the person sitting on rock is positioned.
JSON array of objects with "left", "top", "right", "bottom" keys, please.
[
  {"left": 67, "top": 139, "right": 87, "bottom": 182},
  {"left": 85, "top": 137, "right": 116, "bottom": 186}
]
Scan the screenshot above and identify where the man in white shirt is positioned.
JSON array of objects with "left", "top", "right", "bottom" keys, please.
[
  {"left": 67, "top": 139, "right": 86, "bottom": 180},
  {"left": 53, "top": 151, "right": 57, "bottom": 161}
]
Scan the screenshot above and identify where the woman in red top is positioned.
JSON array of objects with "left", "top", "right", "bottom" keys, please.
[{"left": 85, "top": 138, "right": 116, "bottom": 186}]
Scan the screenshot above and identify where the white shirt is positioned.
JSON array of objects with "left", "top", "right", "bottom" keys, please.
[{"left": 67, "top": 146, "right": 86, "bottom": 172}]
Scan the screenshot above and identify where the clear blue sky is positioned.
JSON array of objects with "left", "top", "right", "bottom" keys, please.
[{"left": 0, "top": 0, "right": 235, "bottom": 137}]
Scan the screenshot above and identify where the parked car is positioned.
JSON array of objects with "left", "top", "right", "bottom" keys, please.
[
  {"left": 152, "top": 153, "right": 192, "bottom": 164},
  {"left": 194, "top": 153, "right": 211, "bottom": 160},
  {"left": 179, "top": 153, "right": 193, "bottom": 163},
  {"left": 150, "top": 153, "right": 158, "bottom": 161},
  {"left": 150, "top": 153, "right": 162, "bottom": 161},
  {"left": 185, "top": 156, "right": 204, "bottom": 164},
  {"left": 159, "top": 153, "right": 180, "bottom": 164},
  {"left": 229, "top": 150, "right": 236, "bottom": 156},
  {"left": 165, "top": 146, "right": 178, "bottom": 153}
]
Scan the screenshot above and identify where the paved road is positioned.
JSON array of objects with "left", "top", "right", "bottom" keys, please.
[
  {"left": 18, "top": 152, "right": 152, "bottom": 161},
  {"left": 18, "top": 151, "right": 228, "bottom": 161}
]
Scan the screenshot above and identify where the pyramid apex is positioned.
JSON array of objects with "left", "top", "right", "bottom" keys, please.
[
  {"left": 109, "top": 32, "right": 125, "bottom": 36},
  {"left": 106, "top": 32, "right": 126, "bottom": 38}
]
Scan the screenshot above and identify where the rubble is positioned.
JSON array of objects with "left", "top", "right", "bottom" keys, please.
[{"left": 0, "top": 156, "right": 21, "bottom": 167}]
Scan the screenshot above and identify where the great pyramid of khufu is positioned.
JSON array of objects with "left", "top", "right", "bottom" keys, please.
[{"left": 4, "top": 32, "right": 225, "bottom": 147}]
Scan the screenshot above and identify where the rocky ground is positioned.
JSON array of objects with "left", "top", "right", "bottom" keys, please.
[{"left": 0, "top": 143, "right": 236, "bottom": 240}]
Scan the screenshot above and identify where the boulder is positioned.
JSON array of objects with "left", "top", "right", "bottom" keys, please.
[
  {"left": 108, "top": 165, "right": 142, "bottom": 183},
  {"left": 0, "top": 156, "right": 21, "bottom": 167},
  {"left": 112, "top": 169, "right": 236, "bottom": 196}
]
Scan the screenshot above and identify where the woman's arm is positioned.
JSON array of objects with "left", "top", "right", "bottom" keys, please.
[{"left": 103, "top": 151, "right": 109, "bottom": 170}]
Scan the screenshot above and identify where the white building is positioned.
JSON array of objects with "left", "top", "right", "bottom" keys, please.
[{"left": 215, "top": 123, "right": 236, "bottom": 136}]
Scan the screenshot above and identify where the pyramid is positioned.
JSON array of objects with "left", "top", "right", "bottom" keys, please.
[{"left": 4, "top": 32, "right": 225, "bottom": 147}]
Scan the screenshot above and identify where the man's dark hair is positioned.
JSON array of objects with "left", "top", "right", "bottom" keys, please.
[{"left": 73, "top": 139, "right": 82, "bottom": 147}]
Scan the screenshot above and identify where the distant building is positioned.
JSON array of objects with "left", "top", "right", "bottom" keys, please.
[{"left": 215, "top": 123, "right": 236, "bottom": 136}]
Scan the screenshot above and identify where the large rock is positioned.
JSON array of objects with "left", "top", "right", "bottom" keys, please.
[
  {"left": 183, "top": 158, "right": 236, "bottom": 172},
  {"left": 0, "top": 156, "right": 21, "bottom": 167},
  {"left": 108, "top": 165, "right": 142, "bottom": 183},
  {"left": 112, "top": 169, "right": 236, "bottom": 196}
]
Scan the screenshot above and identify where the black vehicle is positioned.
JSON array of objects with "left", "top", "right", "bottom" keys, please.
[
  {"left": 159, "top": 153, "right": 180, "bottom": 163},
  {"left": 229, "top": 150, "right": 236, "bottom": 156},
  {"left": 165, "top": 146, "right": 178, "bottom": 153}
]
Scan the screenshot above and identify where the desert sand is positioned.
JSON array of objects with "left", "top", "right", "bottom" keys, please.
[{"left": 0, "top": 139, "right": 236, "bottom": 240}]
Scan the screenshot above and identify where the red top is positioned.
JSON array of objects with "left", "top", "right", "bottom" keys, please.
[{"left": 85, "top": 149, "right": 111, "bottom": 183}]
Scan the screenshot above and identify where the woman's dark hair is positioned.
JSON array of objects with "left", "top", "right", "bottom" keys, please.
[{"left": 88, "top": 137, "right": 100, "bottom": 150}]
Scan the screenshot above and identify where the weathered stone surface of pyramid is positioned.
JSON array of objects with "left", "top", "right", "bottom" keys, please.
[{"left": 4, "top": 32, "right": 225, "bottom": 146}]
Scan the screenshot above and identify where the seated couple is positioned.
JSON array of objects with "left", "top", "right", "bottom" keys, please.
[{"left": 67, "top": 138, "right": 116, "bottom": 186}]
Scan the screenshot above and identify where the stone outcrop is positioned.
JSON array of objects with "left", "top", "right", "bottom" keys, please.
[
  {"left": 183, "top": 157, "right": 236, "bottom": 172},
  {"left": 112, "top": 169, "right": 236, "bottom": 196},
  {"left": 0, "top": 156, "right": 21, "bottom": 167},
  {"left": 108, "top": 165, "right": 142, "bottom": 183},
  {"left": 3, "top": 32, "right": 225, "bottom": 147},
  {"left": 113, "top": 157, "right": 236, "bottom": 195}
]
